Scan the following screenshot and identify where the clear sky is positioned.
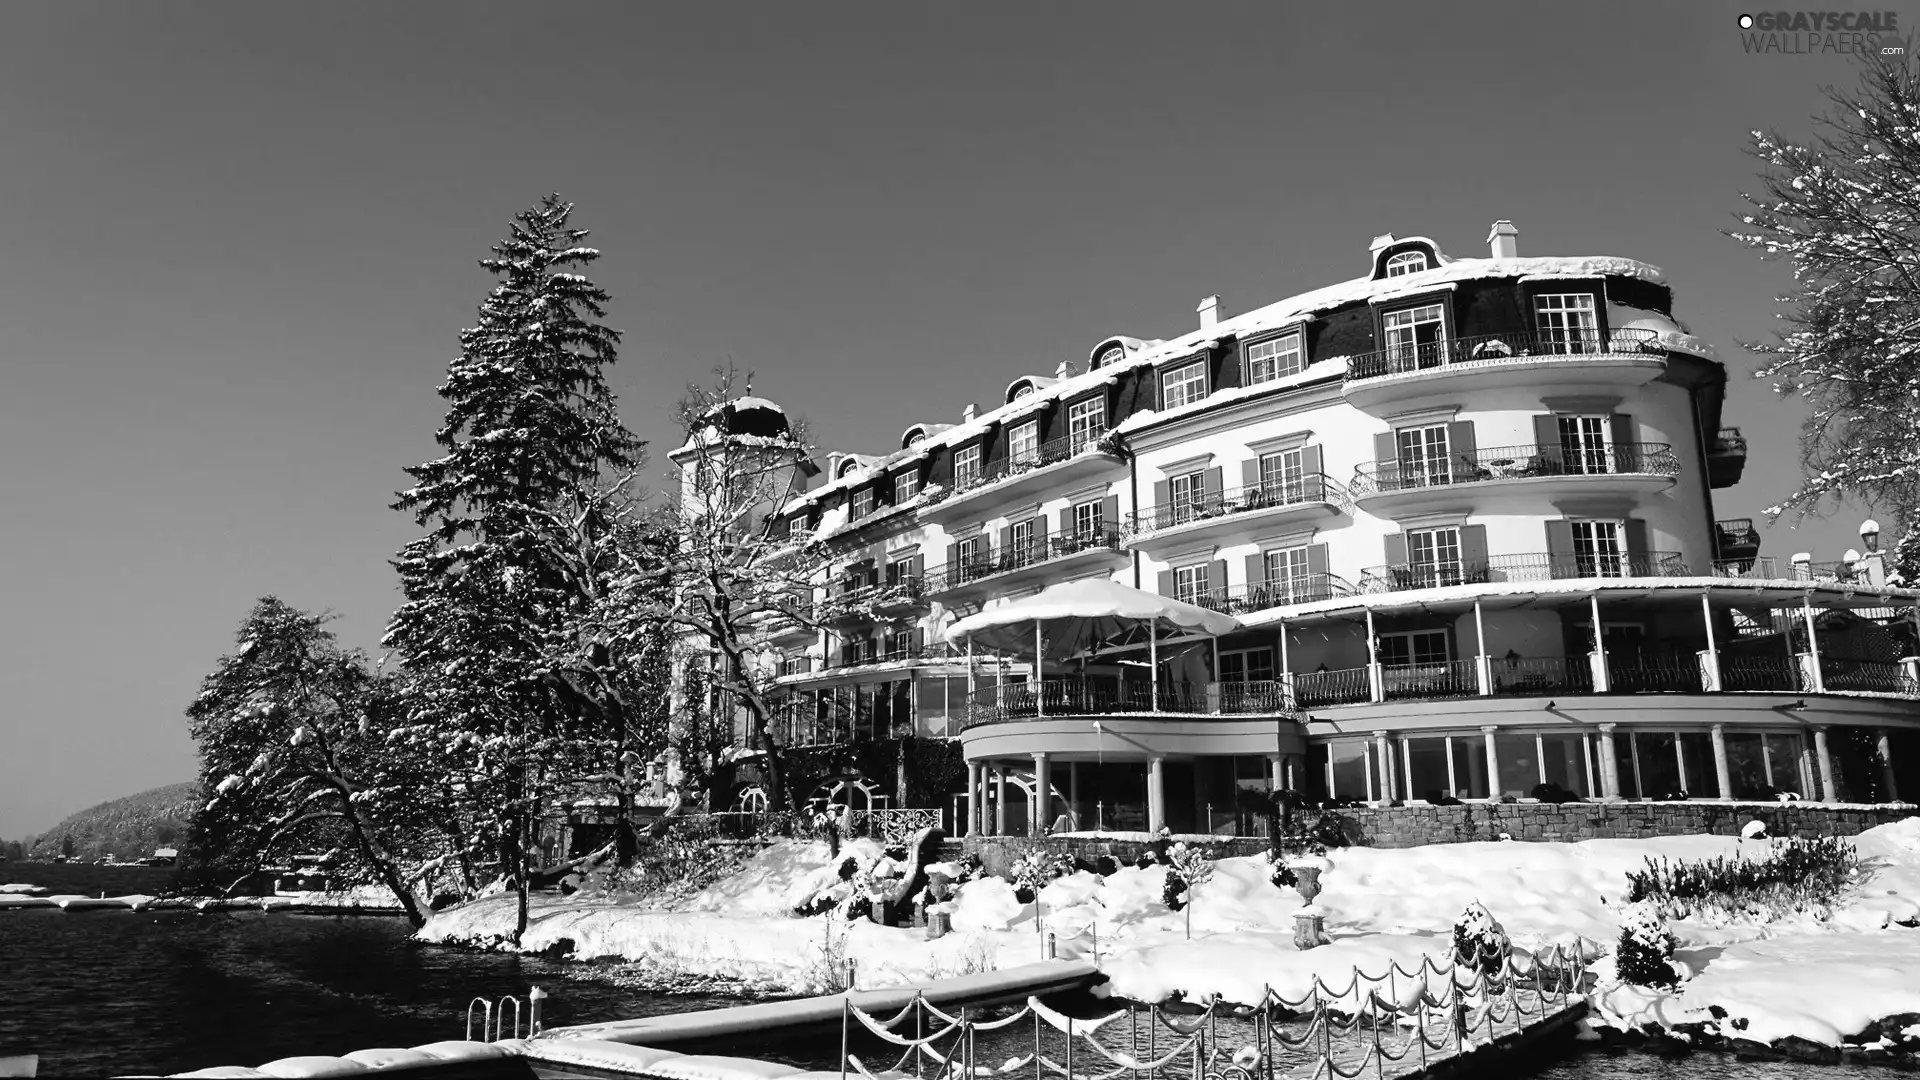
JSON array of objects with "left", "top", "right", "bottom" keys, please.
[{"left": 0, "top": 1, "right": 1897, "bottom": 836}]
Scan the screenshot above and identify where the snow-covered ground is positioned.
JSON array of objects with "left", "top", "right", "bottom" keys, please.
[{"left": 416, "top": 819, "right": 1920, "bottom": 1053}]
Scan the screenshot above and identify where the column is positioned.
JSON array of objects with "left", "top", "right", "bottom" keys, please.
[
  {"left": 1596, "top": 723, "right": 1621, "bottom": 799},
  {"left": 1481, "top": 725, "right": 1500, "bottom": 800},
  {"left": 1400, "top": 735, "right": 1415, "bottom": 802},
  {"left": 967, "top": 762, "right": 982, "bottom": 836},
  {"left": 1699, "top": 592, "right": 1722, "bottom": 692},
  {"left": 1373, "top": 731, "right": 1395, "bottom": 805},
  {"left": 1801, "top": 594, "right": 1826, "bottom": 693},
  {"left": 1365, "top": 608, "right": 1385, "bottom": 702},
  {"left": 1268, "top": 754, "right": 1285, "bottom": 792},
  {"left": 1589, "top": 594, "right": 1611, "bottom": 693},
  {"left": 1147, "top": 756, "right": 1167, "bottom": 833},
  {"left": 1473, "top": 600, "right": 1493, "bottom": 695},
  {"left": 1710, "top": 724, "right": 1733, "bottom": 800},
  {"left": 1879, "top": 729, "right": 1901, "bottom": 803},
  {"left": 1031, "top": 753, "right": 1051, "bottom": 837},
  {"left": 1813, "top": 727, "right": 1837, "bottom": 802},
  {"left": 1069, "top": 762, "right": 1081, "bottom": 830},
  {"left": 1034, "top": 620, "right": 1046, "bottom": 718},
  {"left": 993, "top": 766, "right": 1008, "bottom": 836}
]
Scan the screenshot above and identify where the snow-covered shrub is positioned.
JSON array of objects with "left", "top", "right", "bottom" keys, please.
[
  {"left": 1616, "top": 901, "right": 1680, "bottom": 988},
  {"left": 1267, "top": 851, "right": 1298, "bottom": 891},
  {"left": 1161, "top": 842, "right": 1215, "bottom": 914},
  {"left": 1452, "top": 901, "right": 1510, "bottom": 975},
  {"left": 1008, "top": 847, "right": 1074, "bottom": 904},
  {"left": 1625, "top": 836, "right": 1859, "bottom": 922}
]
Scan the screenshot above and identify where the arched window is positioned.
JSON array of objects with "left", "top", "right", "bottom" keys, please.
[
  {"left": 838, "top": 459, "right": 858, "bottom": 479},
  {"left": 1385, "top": 251, "right": 1428, "bottom": 277},
  {"left": 906, "top": 432, "right": 924, "bottom": 446},
  {"left": 1015, "top": 385, "right": 1035, "bottom": 399},
  {"left": 1095, "top": 346, "right": 1124, "bottom": 370}
]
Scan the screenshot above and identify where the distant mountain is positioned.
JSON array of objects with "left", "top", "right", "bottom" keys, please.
[{"left": 25, "top": 781, "right": 200, "bottom": 862}]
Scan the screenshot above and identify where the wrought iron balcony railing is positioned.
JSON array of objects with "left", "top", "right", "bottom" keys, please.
[
  {"left": 1712, "top": 556, "right": 1778, "bottom": 579},
  {"left": 1350, "top": 443, "right": 1677, "bottom": 497},
  {"left": 961, "top": 676, "right": 1296, "bottom": 727},
  {"left": 1488, "top": 656, "right": 1594, "bottom": 696},
  {"left": 1126, "top": 475, "right": 1351, "bottom": 535},
  {"left": 932, "top": 430, "right": 1119, "bottom": 502},
  {"left": 1714, "top": 518, "right": 1761, "bottom": 549},
  {"left": 1175, "top": 576, "right": 1358, "bottom": 614},
  {"left": 1712, "top": 428, "right": 1748, "bottom": 456},
  {"left": 927, "top": 527, "right": 1124, "bottom": 593},
  {"left": 1345, "top": 328, "right": 1664, "bottom": 381},
  {"left": 1358, "top": 551, "right": 1690, "bottom": 592}
]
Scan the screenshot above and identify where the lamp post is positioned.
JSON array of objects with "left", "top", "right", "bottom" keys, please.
[
  {"left": 1860, "top": 519, "right": 1886, "bottom": 585},
  {"left": 1862, "top": 519, "right": 1882, "bottom": 551}
]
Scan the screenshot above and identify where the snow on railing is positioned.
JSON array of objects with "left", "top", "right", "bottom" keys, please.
[{"left": 839, "top": 946, "right": 1588, "bottom": 1080}]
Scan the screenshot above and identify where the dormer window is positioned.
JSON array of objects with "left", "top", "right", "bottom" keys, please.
[
  {"left": 1095, "top": 346, "right": 1124, "bottom": 369},
  {"left": 1385, "top": 251, "right": 1428, "bottom": 277},
  {"left": 852, "top": 488, "right": 875, "bottom": 519},
  {"left": 907, "top": 433, "right": 924, "bottom": 446},
  {"left": 1015, "top": 385, "right": 1035, "bottom": 399},
  {"left": 837, "top": 459, "right": 859, "bottom": 479}
]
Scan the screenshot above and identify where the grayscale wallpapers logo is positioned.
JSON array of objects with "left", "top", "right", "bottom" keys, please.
[{"left": 1738, "top": 11, "right": 1905, "bottom": 53}]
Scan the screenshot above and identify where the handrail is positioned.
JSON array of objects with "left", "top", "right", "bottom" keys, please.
[
  {"left": 939, "top": 430, "right": 1120, "bottom": 500},
  {"left": 927, "top": 528, "right": 1124, "bottom": 594},
  {"left": 961, "top": 677, "right": 1297, "bottom": 727},
  {"left": 1350, "top": 442, "right": 1678, "bottom": 496},
  {"left": 1181, "top": 576, "right": 1358, "bottom": 614},
  {"left": 1346, "top": 327, "right": 1664, "bottom": 380},
  {"left": 1126, "top": 475, "right": 1351, "bottom": 534},
  {"left": 1358, "top": 551, "right": 1691, "bottom": 592}
]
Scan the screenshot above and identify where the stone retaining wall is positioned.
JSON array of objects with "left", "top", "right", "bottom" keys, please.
[{"left": 955, "top": 801, "right": 1917, "bottom": 868}]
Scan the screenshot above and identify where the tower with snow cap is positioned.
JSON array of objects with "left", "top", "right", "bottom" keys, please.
[{"left": 669, "top": 394, "right": 819, "bottom": 540}]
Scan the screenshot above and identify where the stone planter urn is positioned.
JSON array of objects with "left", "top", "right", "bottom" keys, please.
[{"left": 1288, "top": 855, "right": 1332, "bottom": 950}]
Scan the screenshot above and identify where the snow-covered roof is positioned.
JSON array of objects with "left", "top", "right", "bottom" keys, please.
[
  {"left": 781, "top": 252, "right": 1668, "bottom": 513},
  {"left": 944, "top": 578, "right": 1239, "bottom": 657}
]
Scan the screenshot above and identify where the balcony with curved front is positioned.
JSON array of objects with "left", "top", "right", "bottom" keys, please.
[
  {"left": 925, "top": 527, "right": 1128, "bottom": 602},
  {"left": 1356, "top": 550, "right": 1692, "bottom": 594},
  {"left": 957, "top": 676, "right": 1309, "bottom": 763},
  {"left": 920, "top": 432, "right": 1124, "bottom": 525},
  {"left": 1349, "top": 442, "right": 1679, "bottom": 518},
  {"left": 1341, "top": 328, "right": 1669, "bottom": 413},
  {"left": 1122, "top": 475, "right": 1351, "bottom": 555}
]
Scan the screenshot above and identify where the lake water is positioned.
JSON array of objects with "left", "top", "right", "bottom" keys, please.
[{"left": 0, "top": 908, "right": 761, "bottom": 1078}]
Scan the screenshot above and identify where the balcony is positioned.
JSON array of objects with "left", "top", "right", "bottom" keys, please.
[
  {"left": 920, "top": 432, "right": 1123, "bottom": 525},
  {"left": 1181, "top": 576, "right": 1358, "bottom": 616},
  {"left": 1350, "top": 442, "right": 1678, "bottom": 517},
  {"left": 1713, "top": 518, "right": 1761, "bottom": 565},
  {"left": 1707, "top": 427, "right": 1748, "bottom": 488},
  {"left": 1357, "top": 550, "right": 1692, "bottom": 593},
  {"left": 1124, "top": 475, "right": 1350, "bottom": 553},
  {"left": 1341, "top": 328, "right": 1668, "bottom": 413},
  {"left": 960, "top": 676, "right": 1296, "bottom": 729},
  {"left": 926, "top": 528, "right": 1127, "bottom": 600},
  {"left": 817, "top": 577, "right": 928, "bottom": 628}
]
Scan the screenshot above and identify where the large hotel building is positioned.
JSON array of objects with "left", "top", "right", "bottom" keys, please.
[{"left": 676, "top": 222, "right": 1920, "bottom": 837}]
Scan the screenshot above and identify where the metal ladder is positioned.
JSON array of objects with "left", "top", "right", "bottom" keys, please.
[{"left": 465, "top": 986, "right": 546, "bottom": 1042}]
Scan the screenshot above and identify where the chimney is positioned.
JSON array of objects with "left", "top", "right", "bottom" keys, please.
[
  {"left": 962, "top": 402, "right": 976, "bottom": 422},
  {"left": 1368, "top": 233, "right": 1398, "bottom": 255},
  {"left": 1055, "top": 359, "right": 1074, "bottom": 380},
  {"left": 1197, "top": 295, "right": 1222, "bottom": 330},
  {"left": 1488, "top": 220, "right": 1519, "bottom": 259}
]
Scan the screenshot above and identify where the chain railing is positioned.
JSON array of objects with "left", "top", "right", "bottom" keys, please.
[
  {"left": 1358, "top": 551, "right": 1690, "bottom": 593},
  {"left": 839, "top": 946, "right": 1588, "bottom": 1080},
  {"left": 1126, "top": 476, "right": 1351, "bottom": 536},
  {"left": 928, "top": 529, "right": 1125, "bottom": 594},
  {"left": 1345, "top": 327, "right": 1664, "bottom": 380},
  {"left": 1350, "top": 442, "right": 1678, "bottom": 497}
]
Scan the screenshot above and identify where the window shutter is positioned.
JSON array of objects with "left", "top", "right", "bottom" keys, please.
[
  {"left": 1241, "top": 457, "right": 1261, "bottom": 491},
  {"left": 1545, "top": 519, "right": 1576, "bottom": 576},
  {"left": 1624, "top": 518, "right": 1652, "bottom": 572},
  {"left": 1246, "top": 552, "right": 1267, "bottom": 588},
  {"left": 945, "top": 542, "right": 957, "bottom": 575},
  {"left": 1373, "top": 431, "right": 1397, "bottom": 466},
  {"left": 1302, "top": 444, "right": 1324, "bottom": 479},
  {"left": 1058, "top": 506, "right": 1073, "bottom": 538},
  {"left": 999, "top": 525, "right": 1012, "bottom": 558},
  {"left": 909, "top": 554, "right": 924, "bottom": 581},
  {"left": 1610, "top": 413, "right": 1636, "bottom": 470},
  {"left": 1384, "top": 532, "right": 1409, "bottom": 566},
  {"left": 1204, "top": 466, "right": 1225, "bottom": 505},
  {"left": 1209, "top": 558, "right": 1229, "bottom": 602},
  {"left": 1034, "top": 514, "right": 1050, "bottom": 550},
  {"left": 1157, "top": 568, "right": 1174, "bottom": 596},
  {"left": 1458, "top": 524, "right": 1490, "bottom": 579},
  {"left": 1446, "top": 420, "right": 1477, "bottom": 468},
  {"left": 1152, "top": 479, "right": 1169, "bottom": 513},
  {"left": 1101, "top": 494, "right": 1119, "bottom": 536},
  {"left": 1307, "top": 543, "right": 1330, "bottom": 576},
  {"left": 1532, "top": 414, "right": 1560, "bottom": 460}
]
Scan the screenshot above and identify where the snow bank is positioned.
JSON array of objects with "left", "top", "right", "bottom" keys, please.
[{"left": 418, "top": 822, "right": 1920, "bottom": 1051}]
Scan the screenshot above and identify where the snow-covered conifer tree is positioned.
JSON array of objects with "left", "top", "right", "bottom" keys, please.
[
  {"left": 1732, "top": 50, "right": 1920, "bottom": 553},
  {"left": 385, "top": 194, "right": 658, "bottom": 941}
]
